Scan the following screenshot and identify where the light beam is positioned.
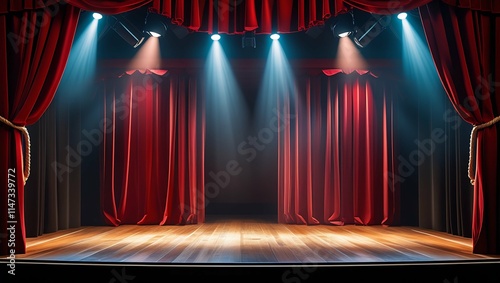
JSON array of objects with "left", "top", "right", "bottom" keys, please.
[
  {"left": 128, "top": 36, "right": 161, "bottom": 71},
  {"left": 401, "top": 18, "right": 441, "bottom": 89},
  {"left": 205, "top": 40, "right": 249, "bottom": 166},
  {"left": 254, "top": 36, "right": 296, "bottom": 136},
  {"left": 57, "top": 16, "right": 99, "bottom": 100},
  {"left": 336, "top": 36, "right": 367, "bottom": 71}
]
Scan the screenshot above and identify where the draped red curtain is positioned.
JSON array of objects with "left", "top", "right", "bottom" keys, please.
[
  {"left": 278, "top": 72, "right": 399, "bottom": 225},
  {"left": 420, "top": 1, "right": 500, "bottom": 254},
  {"left": 152, "top": 0, "right": 433, "bottom": 34},
  {"left": 65, "top": 0, "right": 435, "bottom": 37},
  {"left": 0, "top": 1, "right": 79, "bottom": 256},
  {"left": 343, "top": 0, "right": 432, "bottom": 14},
  {"left": 100, "top": 71, "right": 205, "bottom": 226},
  {"left": 66, "top": 0, "right": 152, "bottom": 14},
  {"left": 153, "top": 0, "right": 344, "bottom": 34}
]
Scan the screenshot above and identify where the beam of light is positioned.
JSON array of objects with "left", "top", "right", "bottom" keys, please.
[
  {"left": 92, "top": 12, "right": 102, "bottom": 20},
  {"left": 254, "top": 37, "right": 296, "bottom": 137},
  {"left": 336, "top": 36, "right": 367, "bottom": 71},
  {"left": 401, "top": 17, "right": 447, "bottom": 142},
  {"left": 401, "top": 18, "right": 442, "bottom": 90},
  {"left": 57, "top": 17, "right": 99, "bottom": 101},
  {"left": 211, "top": 34, "right": 221, "bottom": 41},
  {"left": 127, "top": 36, "right": 161, "bottom": 71},
  {"left": 205, "top": 40, "right": 249, "bottom": 165}
]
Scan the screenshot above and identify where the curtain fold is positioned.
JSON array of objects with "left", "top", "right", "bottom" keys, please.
[
  {"left": 420, "top": 1, "right": 500, "bottom": 254},
  {"left": 415, "top": 92, "right": 474, "bottom": 238},
  {"left": 0, "top": 1, "right": 79, "bottom": 256},
  {"left": 66, "top": 0, "right": 151, "bottom": 14},
  {"left": 343, "top": 0, "right": 432, "bottom": 14},
  {"left": 151, "top": 0, "right": 433, "bottom": 35},
  {"left": 441, "top": 0, "right": 500, "bottom": 13},
  {"left": 100, "top": 72, "right": 205, "bottom": 226},
  {"left": 278, "top": 72, "right": 399, "bottom": 225},
  {"left": 24, "top": 89, "right": 82, "bottom": 237},
  {"left": 154, "top": 0, "right": 348, "bottom": 34},
  {"left": 63, "top": 0, "right": 438, "bottom": 37}
]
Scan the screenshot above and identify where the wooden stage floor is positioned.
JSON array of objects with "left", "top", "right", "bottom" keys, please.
[
  {"left": 15, "top": 218, "right": 499, "bottom": 264},
  {"left": 3, "top": 217, "right": 500, "bottom": 282}
]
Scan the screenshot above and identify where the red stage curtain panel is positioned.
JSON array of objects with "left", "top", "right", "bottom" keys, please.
[
  {"left": 152, "top": 0, "right": 434, "bottom": 35},
  {"left": 100, "top": 72, "right": 205, "bottom": 226},
  {"left": 441, "top": 0, "right": 500, "bottom": 13},
  {"left": 153, "top": 0, "right": 346, "bottom": 34},
  {"left": 343, "top": 0, "right": 432, "bottom": 14},
  {"left": 420, "top": 1, "right": 500, "bottom": 254},
  {"left": 0, "top": 2, "right": 79, "bottom": 256},
  {"left": 277, "top": 72, "right": 399, "bottom": 225}
]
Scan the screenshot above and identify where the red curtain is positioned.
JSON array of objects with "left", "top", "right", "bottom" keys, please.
[
  {"left": 66, "top": 0, "right": 152, "bottom": 14},
  {"left": 64, "top": 0, "right": 436, "bottom": 36},
  {"left": 278, "top": 72, "right": 399, "bottom": 225},
  {"left": 153, "top": 0, "right": 344, "bottom": 34},
  {"left": 420, "top": 1, "right": 500, "bottom": 254},
  {"left": 100, "top": 71, "right": 205, "bottom": 226},
  {"left": 343, "top": 0, "right": 432, "bottom": 14},
  {"left": 152, "top": 0, "right": 433, "bottom": 34},
  {"left": 0, "top": 1, "right": 79, "bottom": 256}
]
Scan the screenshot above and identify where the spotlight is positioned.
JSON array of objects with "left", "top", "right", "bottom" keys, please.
[
  {"left": 332, "top": 11, "right": 354, "bottom": 38},
  {"left": 211, "top": 34, "right": 221, "bottom": 41},
  {"left": 353, "top": 15, "right": 391, "bottom": 48},
  {"left": 338, "top": 32, "right": 350, "bottom": 38},
  {"left": 111, "top": 14, "right": 145, "bottom": 48},
  {"left": 270, "top": 33, "right": 280, "bottom": 40},
  {"left": 242, "top": 31, "right": 256, "bottom": 48},
  {"left": 93, "top": 13, "right": 102, "bottom": 20},
  {"left": 398, "top": 12, "right": 407, "bottom": 20},
  {"left": 149, "top": 31, "right": 162, "bottom": 38},
  {"left": 144, "top": 11, "right": 168, "bottom": 38}
]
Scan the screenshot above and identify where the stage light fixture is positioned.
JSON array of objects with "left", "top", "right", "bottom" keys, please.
[
  {"left": 111, "top": 14, "right": 145, "bottom": 48},
  {"left": 270, "top": 33, "right": 280, "bottom": 40},
  {"left": 353, "top": 15, "right": 391, "bottom": 48},
  {"left": 144, "top": 11, "right": 168, "bottom": 38},
  {"left": 242, "top": 31, "right": 256, "bottom": 48},
  {"left": 211, "top": 34, "right": 221, "bottom": 41},
  {"left": 398, "top": 12, "right": 408, "bottom": 20},
  {"left": 93, "top": 13, "right": 102, "bottom": 20},
  {"left": 332, "top": 12, "right": 354, "bottom": 38}
]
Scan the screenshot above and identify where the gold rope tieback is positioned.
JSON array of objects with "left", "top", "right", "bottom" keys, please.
[
  {"left": 468, "top": 116, "right": 500, "bottom": 185},
  {"left": 0, "top": 115, "right": 31, "bottom": 184}
]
